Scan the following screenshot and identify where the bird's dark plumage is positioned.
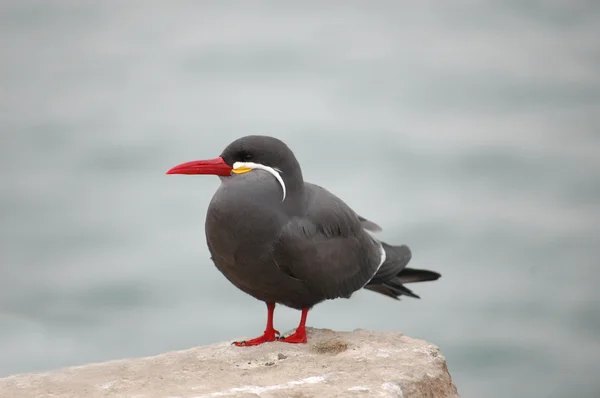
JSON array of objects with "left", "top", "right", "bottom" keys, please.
[{"left": 167, "top": 135, "right": 441, "bottom": 345}]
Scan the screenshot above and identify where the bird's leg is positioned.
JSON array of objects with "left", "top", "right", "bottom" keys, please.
[
  {"left": 278, "top": 307, "right": 308, "bottom": 344},
  {"left": 233, "top": 302, "right": 280, "bottom": 347}
]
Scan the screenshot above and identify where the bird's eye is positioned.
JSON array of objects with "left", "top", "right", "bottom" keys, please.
[{"left": 241, "top": 152, "right": 253, "bottom": 161}]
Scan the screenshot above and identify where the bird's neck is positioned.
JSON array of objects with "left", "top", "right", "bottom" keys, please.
[{"left": 281, "top": 163, "right": 305, "bottom": 215}]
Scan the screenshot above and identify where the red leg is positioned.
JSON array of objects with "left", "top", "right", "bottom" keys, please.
[
  {"left": 233, "top": 303, "right": 280, "bottom": 347},
  {"left": 278, "top": 307, "right": 308, "bottom": 344}
]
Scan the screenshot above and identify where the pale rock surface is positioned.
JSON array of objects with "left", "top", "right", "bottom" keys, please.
[{"left": 0, "top": 328, "right": 459, "bottom": 398}]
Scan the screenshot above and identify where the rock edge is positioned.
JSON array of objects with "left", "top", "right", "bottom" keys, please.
[{"left": 0, "top": 328, "right": 459, "bottom": 398}]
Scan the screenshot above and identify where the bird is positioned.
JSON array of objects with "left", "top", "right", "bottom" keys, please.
[{"left": 166, "top": 135, "right": 441, "bottom": 346}]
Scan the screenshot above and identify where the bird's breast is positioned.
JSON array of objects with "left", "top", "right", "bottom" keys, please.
[{"left": 204, "top": 181, "right": 286, "bottom": 266}]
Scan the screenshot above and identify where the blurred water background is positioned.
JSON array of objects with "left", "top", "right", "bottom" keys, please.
[{"left": 1, "top": 1, "right": 599, "bottom": 397}]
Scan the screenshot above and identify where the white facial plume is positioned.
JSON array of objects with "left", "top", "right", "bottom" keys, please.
[{"left": 232, "top": 162, "right": 287, "bottom": 201}]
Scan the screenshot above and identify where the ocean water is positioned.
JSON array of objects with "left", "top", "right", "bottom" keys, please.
[{"left": 1, "top": 1, "right": 599, "bottom": 397}]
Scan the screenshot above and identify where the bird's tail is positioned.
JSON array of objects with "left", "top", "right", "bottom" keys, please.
[{"left": 364, "top": 242, "right": 441, "bottom": 300}]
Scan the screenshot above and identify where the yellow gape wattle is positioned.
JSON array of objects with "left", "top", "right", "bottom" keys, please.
[{"left": 232, "top": 166, "right": 253, "bottom": 174}]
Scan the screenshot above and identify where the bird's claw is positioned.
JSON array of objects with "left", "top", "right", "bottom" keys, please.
[
  {"left": 276, "top": 327, "right": 308, "bottom": 344},
  {"left": 232, "top": 328, "right": 280, "bottom": 347}
]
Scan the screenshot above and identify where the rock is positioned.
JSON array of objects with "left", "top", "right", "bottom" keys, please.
[{"left": 0, "top": 328, "right": 459, "bottom": 398}]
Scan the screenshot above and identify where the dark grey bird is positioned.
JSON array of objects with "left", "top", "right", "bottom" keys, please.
[{"left": 166, "top": 135, "right": 441, "bottom": 346}]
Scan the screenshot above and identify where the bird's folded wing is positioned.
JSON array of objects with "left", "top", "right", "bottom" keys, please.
[
  {"left": 272, "top": 183, "right": 382, "bottom": 299},
  {"left": 358, "top": 215, "right": 382, "bottom": 232}
]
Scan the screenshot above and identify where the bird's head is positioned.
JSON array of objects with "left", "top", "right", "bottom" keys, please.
[{"left": 166, "top": 135, "right": 303, "bottom": 201}]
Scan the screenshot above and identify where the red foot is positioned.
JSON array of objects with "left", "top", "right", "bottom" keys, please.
[
  {"left": 233, "top": 328, "right": 280, "bottom": 347},
  {"left": 278, "top": 327, "right": 307, "bottom": 344}
]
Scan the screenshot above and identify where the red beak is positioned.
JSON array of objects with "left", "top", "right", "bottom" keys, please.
[{"left": 166, "top": 157, "right": 233, "bottom": 176}]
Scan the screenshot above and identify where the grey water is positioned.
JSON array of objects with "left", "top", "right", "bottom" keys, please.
[{"left": 1, "top": 1, "right": 599, "bottom": 397}]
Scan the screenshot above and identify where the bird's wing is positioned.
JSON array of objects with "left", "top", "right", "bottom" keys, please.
[
  {"left": 272, "top": 183, "right": 383, "bottom": 300},
  {"left": 358, "top": 215, "right": 382, "bottom": 232}
]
